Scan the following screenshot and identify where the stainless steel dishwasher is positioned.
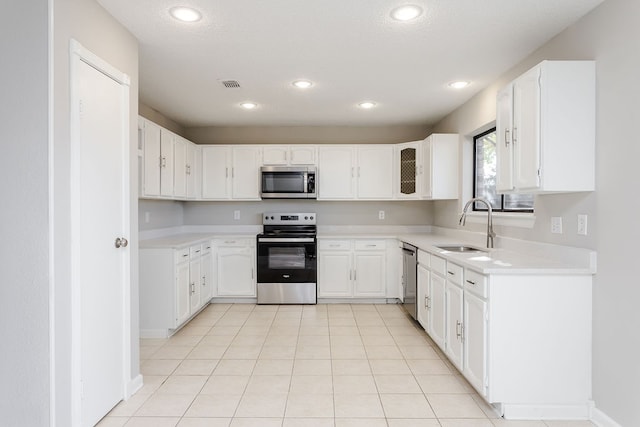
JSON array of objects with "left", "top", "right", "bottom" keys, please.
[{"left": 401, "top": 242, "right": 418, "bottom": 320}]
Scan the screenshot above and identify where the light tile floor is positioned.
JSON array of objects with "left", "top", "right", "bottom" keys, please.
[{"left": 99, "top": 303, "right": 596, "bottom": 427}]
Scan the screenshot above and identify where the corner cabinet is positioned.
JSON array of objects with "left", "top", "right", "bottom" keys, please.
[
  {"left": 139, "top": 241, "right": 214, "bottom": 338},
  {"left": 395, "top": 135, "right": 459, "bottom": 200},
  {"left": 496, "top": 60, "right": 595, "bottom": 193}
]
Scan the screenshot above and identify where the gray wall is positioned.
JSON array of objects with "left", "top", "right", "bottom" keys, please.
[
  {"left": 139, "top": 199, "right": 185, "bottom": 231},
  {"left": 185, "top": 124, "right": 431, "bottom": 145},
  {"left": 140, "top": 102, "right": 186, "bottom": 137},
  {"left": 0, "top": 1, "right": 50, "bottom": 425},
  {"left": 183, "top": 200, "right": 433, "bottom": 227},
  {"left": 52, "top": 0, "right": 139, "bottom": 425},
  {"left": 431, "top": 0, "right": 639, "bottom": 424}
]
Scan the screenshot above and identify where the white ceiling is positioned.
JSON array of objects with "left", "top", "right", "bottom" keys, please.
[{"left": 97, "top": 0, "right": 603, "bottom": 127}]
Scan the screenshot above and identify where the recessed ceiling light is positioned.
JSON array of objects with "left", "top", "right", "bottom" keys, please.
[
  {"left": 448, "top": 81, "right": 470, "bottom": 89},
  {"left": 390, "top": 5, "right": 423, "bottom": 21},
  {"left": 292, "top": 80, "right": 313, "bottom": 89},
  {"left": 358, "top": 101, "right": 377, "bottom": 109},
  {"left": 169, "top": 6, "right": 202, "bottom": 22},
  {"left": 240, "top": 102, "right": 258, "bottom": 110}
]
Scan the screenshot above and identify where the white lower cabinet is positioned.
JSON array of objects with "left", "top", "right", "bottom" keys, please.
[
  {"left": 214, "top": 238, "right": 256, "bottom": 297},
  {"left": 318, "top": 239, "right": 387, "bottom": 298},
  {"left": 139, "top": 242, "right": 214, "bottom": 337},
  {"left": 411, "top": 245, "right": 592, "bottom": 419}
]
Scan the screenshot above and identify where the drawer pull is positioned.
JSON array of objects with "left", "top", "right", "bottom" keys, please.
[
  {"left": 447, "top": 271, "right": 455, "bottom": 275},
  {"left": 365, "top": 244, "right": 377, "bottom": 247},
  {"left": 466, "top": 279, "right": 476, "bottom": 285},
  {"left": 329, "top": 244, "right": 340, "bottom": 248},
  {"left": 182, "top": 254, "right": 189, "bottom": 258},
  {"left": 224, "top": 240, "right": 236, "bottom": 244}
]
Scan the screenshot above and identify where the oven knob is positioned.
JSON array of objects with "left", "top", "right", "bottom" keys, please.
[
  {"left": 304, "top": 216, "right": 308, "bottom": 220},
  {"left": 265, "top": 215, "right": 268, "bottom": 220},
  {"left": 270, "top": 216, "right": 274, "bottom": 220},
  {"left": 310, "top": 216, "right": 314, "bottom": 220}
]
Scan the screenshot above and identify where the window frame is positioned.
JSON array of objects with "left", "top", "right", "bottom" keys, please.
[{"left": 472, "top": 127, "right": 534, "bottom": 213}]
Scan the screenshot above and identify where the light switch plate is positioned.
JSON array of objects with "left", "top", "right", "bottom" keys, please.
[
  {"left": 378, "top": 210, "right": 385, "bottom": 220},
  {"left": 234, "top": 210, "right": 240, "bottom": 220},
  {"left": 551, "top": 217, "right": 563, "bottom": 234}
]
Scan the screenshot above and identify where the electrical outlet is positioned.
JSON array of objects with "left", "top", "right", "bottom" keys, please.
[
  {"left": 234, "top": 210, "right": 240, "bottom": 220},
  {"left": 378, "top": 210, "right": 385, "bottom": 220},
  {"left": 144, "top": 211, "right": 151, "bottom": 223},
  {"left": 551, "top": 217, "right": 563, "bottom": 234},
  {"left": 577, "top": 214, "right": 588, "bottom": 235}
]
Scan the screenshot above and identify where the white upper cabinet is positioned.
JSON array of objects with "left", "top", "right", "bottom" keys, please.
[
  {"left": 201, "top": 145, "right": 231, "bottom": 200},
  {"left": 318, "top": 145, "right": 393, "bottom": 200},
  {"left": 395, "top": 141, "right": 422, "bottom": 199},
  {"left": 159, "top": 129, "right": 175, "bottom": 197},
  {"left": 356, "top": 145, "right": 394, "bottom": 199},
  {"left": 318, "top": 146, "right": 356, "bottom": 199},
  {"left": 173, "top": 136, "right": 187, "bottom": 199},
  {"left": 496, "top": 60, "right": 595, "bottom": 193},
  {"left": 231, "top": 146, "right": 262, "bottom": 200},
  {"left": 262, "top": 145, "right": 317, "bottom": 166},
  {"left": 202, "top": 145, "right": 261, "bottom": 200},
  {"left": 186, "top": 143, "right": 201, "bottom": 199},
  {"left": 422, "top": 134, "right": 459, "bottom": 199}
]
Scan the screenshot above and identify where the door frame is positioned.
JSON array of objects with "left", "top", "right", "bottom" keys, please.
[{"left": 69, "top": 39, "right": 131, "bottom": 426}]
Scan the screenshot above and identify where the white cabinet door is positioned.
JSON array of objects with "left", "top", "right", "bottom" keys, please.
[
  {"left": 318, "top": 146, "right": 356, "bottom": 199},
  {"left": 290, "top": 146, "right": 316, "bottom": 165},
  {"left": 217, "top": 246, "right": 256, "bottom": 296},
  {"left": 189, "top": 255, "right": 202, "bottom": 313},
  {"left": 201, "top": 245, "right": 214, "bottom": 302},
  {"left": 232, "top": 146, "right": 261, "bottom": 199},
  {"left": 159, "top": 128, "right": 175, "bottom": 197},
  {"left": 173, "top": 137, "right": 187, "bottom": 198},
  {"left": 186, "top": 143, "right": 201, "bottom": 199},
  {"left": 318, "top": 251, "right": 352, "bottom": 297},
  {"left": 356, "top": 145, "right": 394, "bottom": 199},
  {"left": 175, "top": 260, "right": 191, "bottom": 327},
  {"left": 417, "top": 263, "right": 430, "bottom": 330},
  {"left": 396, "top": 141, "right": 422, "bottom": 199},
  {"left": 353, "top": 251, "right": 386, "bottom": 297},
  {"left": 445, "top": 282, "right": 464, "bottom": 370},
  {"left": 422, "top": 134, "right": 459, "bottom": 200},
  {"left": 262, "top": 145, "right": 289, "bottom": 165},
  {"left": 496, "top": 85, "right": 514, "bottom": 192},
  {"left": 464, "top": 290, "right": 488, "bottom": 396},
  {"left": 141, "top": 118, "right": 162, "bottom": 197},
  {"left": 512, "top": 66, "right": 542, "bottom": 191},
  {"left": 202, "top": 146, "right": 231, "bottom": 199},
  {"left": 428, "top": 272, "right": 446, "bottom": 350}
]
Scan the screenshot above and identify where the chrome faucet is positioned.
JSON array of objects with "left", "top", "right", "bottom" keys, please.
[{"left": 460, "top": 197, "right": 496, "bottom": 249}]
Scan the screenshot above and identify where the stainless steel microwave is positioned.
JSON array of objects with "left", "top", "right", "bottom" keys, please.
[{"left": 260, "top": 166, "right": 316, "bottom": 199}]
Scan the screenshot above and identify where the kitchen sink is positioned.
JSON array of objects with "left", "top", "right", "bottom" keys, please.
[{"left": 436, "top": 245, "right": 486, "bottom": 253}]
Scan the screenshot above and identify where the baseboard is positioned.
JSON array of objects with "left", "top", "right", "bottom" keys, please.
[
  {"left": 502, "top": 403, "right": 591, "bottom": 420},
  {"left": 126, "top": 374, "right": 143, "bottom": 399},
  {"left": 591, "top": 407, "right": 623, "bottom": 427}
]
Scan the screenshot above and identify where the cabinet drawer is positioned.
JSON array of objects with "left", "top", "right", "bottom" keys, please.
[
  {"left": 175, "top": 248, "right": 190, "bottom": 263},
  {"left": 354, "top": 240, "right": 386, "bottom": 251},
  {"left": 190, "top": 244, "right": 203, "bottom": 258},
  {"left": 430, "top": 255, "right": 447, "bottom": 276},
  {"left": 215, "top": 238, "right": 252, "bottom": 247},
  {"left": 464, "top": 269, "right": 488, "bottom": 298},
  {"left": 417, "top": 250, "right": 430, "bottom": 267},
  {"left": 445, "top": 262, "right": 463, "bottom": 286},
  {"left": 319, "top": 240, "right": 351, "bottom": 250}
]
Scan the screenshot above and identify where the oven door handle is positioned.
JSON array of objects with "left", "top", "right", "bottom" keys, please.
[{"left": 258, "top": 237, "right": 316, "bottom": 243}]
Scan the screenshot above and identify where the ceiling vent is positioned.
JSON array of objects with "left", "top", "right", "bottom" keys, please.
[{"left": 221, "top": 80, "right": 241, "bottom": 88}]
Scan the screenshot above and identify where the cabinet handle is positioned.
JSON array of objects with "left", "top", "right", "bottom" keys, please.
[
  {"left": 329, "top": 244, "right": 340, "bottom": 248},
  {"left": 504, "top": 129, "right": 510, "bottom": 147},
  {"left": 182, "top": 254, "right": 189, "bottom": 258},
  {"left": 186, "top": 164, "right": 191, "bottom": 175},
  {"left": 251, "top": 268, "right": 254, "bottom": 279},
  {"left": 225, "top": 167, "right": 229, "bottom": 178},
  {"left": 465, "top": 279, "right": 476, "bottom": 285},
  {"left": 358, "top": 166, "right": 361, "bottom": 177},
  {"left": 232, "top": 167, "right": 235, "bottom": 178},
  {"left": 224, "top": 240, "right": 236, "bottom": 244},
  {"left": 365, "top": 244, "right": 377, "bottom": 247},
  {"left": 447, "top": 271, "right": 455, "bottom": 276},
  {"left": 202, "top": 275, "right": 206, "bottom": 286},
  {"left": 349, "top": 270, "right": 353, "bottom": 280},
  {"left": 351, "top": 167, "right": 355, "bottom": 178},
  {"left": 160, "top": 156, "right": 166, "bottom": 168},
  {"left": 425, "top": 295, "right": 430, "bottom": 309},
  {"left": 513, "top": 127, "right": 517, "bottom": 144},
  {"left": 190, "top": 283, "right": 195, "bottom": 294},
  {"left": 353, "top": 270, "right": 356, "bottom": 281},
  {"left": 456, "top": 320, "right": 462, "bottom": 340}
]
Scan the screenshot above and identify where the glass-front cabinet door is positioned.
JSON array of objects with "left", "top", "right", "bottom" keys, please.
[{"left": 396, "top": 141, "right": 422, "bottom": 198}]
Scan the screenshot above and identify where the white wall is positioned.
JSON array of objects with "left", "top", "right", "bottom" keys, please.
[
  {"left": 0, "top": 1, "right": 50, "bottom": 425},
  {"left": 431, "top": 0, "right": 640, "bottom": 424},
  {"left": 52, "top": 0, "right": 139, "bottom": 424}
]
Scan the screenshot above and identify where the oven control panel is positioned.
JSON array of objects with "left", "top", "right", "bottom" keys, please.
[{"left": 263, "top": 212, "right": 316, "bottom": 225}]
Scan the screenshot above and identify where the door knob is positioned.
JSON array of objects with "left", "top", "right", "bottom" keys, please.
[{"left": 115, "top": 237, "right": 129, "bottom": 248}]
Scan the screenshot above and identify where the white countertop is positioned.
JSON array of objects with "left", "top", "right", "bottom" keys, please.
[{"left": 138, "top": 225, "right": 596, "bottom": 275}]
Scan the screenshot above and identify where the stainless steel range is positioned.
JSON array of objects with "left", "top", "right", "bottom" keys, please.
[{"left": 256, "top": 213, "right": 317, "bottom": 304}]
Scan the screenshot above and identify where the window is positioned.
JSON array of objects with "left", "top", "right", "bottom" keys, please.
[{"left": 473, "top": 128, "right": 534, "bottom": 212}]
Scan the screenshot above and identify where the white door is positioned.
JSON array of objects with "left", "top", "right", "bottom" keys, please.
[
  {"left": 464, "top": 291, "right": 488, "bottom": 396},
  {"left": 428, "top": 272, "right": 446, "bottom": 350},
  {"left": 512, "top": 66, "right": 542, "bottom": 190},
  {"left": 232, "top": 146, "right": 261, "bottom": 199},
  {"left": 141, "top": 118, "right": 161, "bottom": 197},
  {"left": 317, "top": 251, "right": 352, "bottom": 297},
  {"left": 71, "top": 42, "right": 130, "bottom": 427},
  {"left": 496, "top": 84, "right": 514, "bottom": 192},
  {"left": 159, "top": 129, "right": 175, "bottom": 197},
  {"left": 217, "top": 247, "right": 256, "bottom": 296},
  {"left": 202, "top": 145, "right": 230, "bottom": 199},
  {"left": 318, "top": 146, "right": 355, "bottom": 199},
  {"left": 445, "top": 282, "right": 464, "bottom": 370},
  {"left": 417, "top": 263, "right": 430, "bottom": 330},
  {"left": 353, "top": 252, "right": 386, "bottom": 297},
  {"left": 173, "top": 137, "right": 187, "bottom": 198}
]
